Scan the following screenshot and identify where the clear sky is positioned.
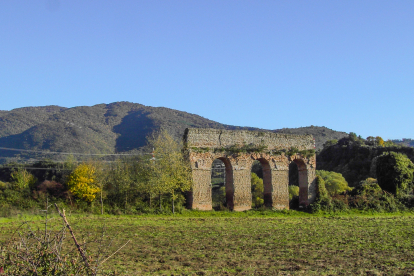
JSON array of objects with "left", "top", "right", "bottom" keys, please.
[{"left": 1, "top": 1, "right": 413, "bottom": 140}]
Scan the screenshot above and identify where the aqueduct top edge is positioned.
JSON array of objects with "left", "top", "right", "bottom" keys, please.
[{"left": 183, "top": 128, "right": 314, "bottom": 151}]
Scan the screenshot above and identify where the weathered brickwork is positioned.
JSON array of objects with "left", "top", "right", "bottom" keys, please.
[{"left": 183, "top": 128, "right": 316, "bottom": 211}]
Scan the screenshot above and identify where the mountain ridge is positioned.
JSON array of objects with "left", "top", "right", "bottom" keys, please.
[{"left": 0, "top": 101, "right": 350, "bottom": 163}]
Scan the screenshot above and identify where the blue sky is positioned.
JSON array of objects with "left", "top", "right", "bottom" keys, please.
[{"left": 1, "top": 1, "right": 413, "bottom": 140}]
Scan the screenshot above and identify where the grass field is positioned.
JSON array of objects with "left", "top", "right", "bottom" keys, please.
[{"left": 1, "top": 210, "right": 414, "bottom": 275}]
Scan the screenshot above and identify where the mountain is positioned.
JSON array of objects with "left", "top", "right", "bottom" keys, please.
[{"left": 0, "top": 101, "right": 348, "bottom": 163}]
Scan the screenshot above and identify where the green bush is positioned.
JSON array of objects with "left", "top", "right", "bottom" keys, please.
[
  {"left": 10, "top": 168, "right": 37, "bottom": 191},
  {"left": 288, "top": 186, "right": 300, "bottom": 209},
  {"left": 316, "top": 170, "right": 353, "bottom": 196},
  {"left": 309, "top": 176, "right": 331, "bottom": 212},
  {"left": 310, "top": 176, "right": 349, "bottom": 212},
  {"left": 349, "top": 178, "right": 401, "bottom": 212},
  {"left": 376, "top": 152, "right": 414, "bottom": 197},
  {"left": 288, "top": 185, "right": 299, "bottom": 201},
  {"left": 251, "top": 173, "right": 264, "bottom": 208},
  {"left": 0, "top": 181, "right": 9, "bottom": 190}
]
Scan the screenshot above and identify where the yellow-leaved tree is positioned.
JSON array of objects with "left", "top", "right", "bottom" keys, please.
[
  {"left": 67, "top": 163, "right": 100, "bottom": 203},
  {"left": 149, "top": 129, "right": 192, "bottom": 213}
]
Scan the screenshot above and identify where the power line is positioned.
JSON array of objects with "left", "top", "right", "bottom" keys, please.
[
  {"left": 5, "top": 159, "right": 121, "bottom": 163},
  {"left": 0, "top": 167, "right": 72, "bottom": 171},
  {"left": 0, "top": 147, "right": 148, "bottom": 156}
]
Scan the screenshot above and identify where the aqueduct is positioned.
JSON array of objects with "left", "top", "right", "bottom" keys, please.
[{"left": 183, "top": 128, "right": 317, "bottom": 211}]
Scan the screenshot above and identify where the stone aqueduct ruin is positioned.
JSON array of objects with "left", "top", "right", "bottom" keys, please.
[{"left": 183, "top": 128, "right": 317, "bottom": 211}]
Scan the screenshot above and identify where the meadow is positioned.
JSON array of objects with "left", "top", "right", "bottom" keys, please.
[{"left": 1, "top": 210, "right": 414, "bottom": 275}]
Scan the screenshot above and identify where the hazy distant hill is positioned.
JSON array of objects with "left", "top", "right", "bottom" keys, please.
[
  {"left": 392, "top": 139, "right": 414, "bottom": 148},
  {"left": 0, "top": 101, "right": 349, "bottom": 163}
]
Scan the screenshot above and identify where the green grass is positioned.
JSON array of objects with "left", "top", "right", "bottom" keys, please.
[{"left": 1, "top": 211, "right": 414, "bottom": 275}]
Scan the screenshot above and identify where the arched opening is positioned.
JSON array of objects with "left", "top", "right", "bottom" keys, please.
[
  {"left": 289, "top": 159, "right": 308, "bottom": 208},
  {"left": 289, "top": 162, "right": 300, "bottom": 209},
  {"left": 251, "top": 159, "right": 272, "bottom": 208},
  {"left": 211, "top": 158, "right": 234, "bottom": 210}
]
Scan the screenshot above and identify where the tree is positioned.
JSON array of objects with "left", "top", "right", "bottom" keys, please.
[
  {"left": 288, "top": 185, "right": 299, "bottom": 201},
  {"left": 366, "top": 136, "right": 385, "bottom": 147},
  {"left": 316, "top": 170, "right": 352, "bottom": 196},
  {"left": 376, "top": 136, "right": 385, "bottom": 147},
  {"left": 323, "top": 139, "right": 338, "bottom": 148},
  {"left": 384, "top": 139, "right": 397, "bottom": 147},
  {"left": 134, "top": 157, "right": 157, "bottom": 209},
  {"left": 91, "top": 160, "right": 109, "bottom": 214},
  {"left": 66, "top": 163, "right": 100, "bottom": 203},
  {"left": 104, "top": 159, "right": 133, "bottom": 211},
  {"left": 356, "top": 178, "right": 382, "bottom": 196},
  {"left": 310, "top": 175, "right": 331, "bottom": 212},
  {"left": 10, "top": 168, "right": 37, "bottom": 191},
  {"left": 251, "top": 172, "right": 264, "bottom": 208},
  {"left": 148, "top": 129, "right": 192, "bottom": 213},
  {"left": 349, "top": 132, "right": 358, "bottom": 141},
  {"left": 375, "top": 152, "right": 414, "bottom": 197},
  {"left": 366, "top": 136, "right": 375, "bottom": 145}
]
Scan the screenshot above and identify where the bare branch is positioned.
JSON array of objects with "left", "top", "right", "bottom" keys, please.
[
  {"left": 54, "top": 203, "right": 90, "bottom": 268},
  {"left": 100, "top": 239, "right": 130, "bottom": 265}
]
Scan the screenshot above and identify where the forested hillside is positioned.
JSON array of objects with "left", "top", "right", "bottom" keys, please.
[
  {"left": 0, "top": 102, "right": 232, "bottom": 163},
  {"left": 0, "top": 101, "right": 358, "bottom": 163},
  {"left": 317, "top": 135, "right": 414, "bottom": 187}
]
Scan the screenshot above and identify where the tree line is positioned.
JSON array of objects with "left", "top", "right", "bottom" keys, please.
[
  {"left": 1, "top": 130, "right": 414, "bottom": 214},
  {"left": 310, "top": 134, "right": 414, "bottom": 212},
  {"left": 0, "top": 130, "right": 192, "bottom": 215}
]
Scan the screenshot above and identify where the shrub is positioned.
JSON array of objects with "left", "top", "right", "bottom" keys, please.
[
  {"left": 316, "top": 170, "right": 353, "bottom": 196},
  {"left": 0, "top": 204, "right": 128, "bottom": 275},
  {"left": 309, "top": 176, "right": 331, "bottom": 212},
  {"left": 10, "top": 168, "right": 37, "bottom": 191},
  {"left": 36, "top": 180, "right": 67, "bottom": 199},
  {"left": 288, "top": 185, "right": 300, "bottom": 209},
  {"left": 310, "top": 176, "right": 349, "bottom": 212},
  {"left": 288, "top": 185, "right": 299, "bottom": 201},
  {"left": 375, "top": 152, "right": 414, "bottom": 197},
  {"left": 251, "top": 173, "right": 264, "bottom": 208},
  {"left": 349, "top": 178, "right": 401, "bottom": 212},
  {"left": 0, "top": 181, "right": 9, "bottom": 190}
]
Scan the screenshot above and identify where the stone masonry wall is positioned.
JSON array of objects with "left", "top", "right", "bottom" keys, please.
[
  {"left": 184, "top": 128, "right": 316, "bottom": 211},
  {"left": 184, "top": 128, "right": 314, "bottom": 150}
]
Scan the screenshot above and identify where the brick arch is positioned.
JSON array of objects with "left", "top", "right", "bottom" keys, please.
[{"left": 184, "top": 128, "right": 316, "bottom": 211}]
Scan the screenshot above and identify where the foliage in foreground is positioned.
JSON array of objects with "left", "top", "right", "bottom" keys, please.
[{"left": 0, "top": 204, "right": 129, "bottom": 275}]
